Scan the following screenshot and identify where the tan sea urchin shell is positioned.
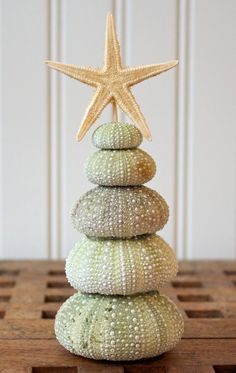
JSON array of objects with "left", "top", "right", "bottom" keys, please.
[
  {"left": 71, "top": 186, "right": 169, "bottom": 238},
  {"left": 92, "top": 122, "right": 143, "bottom": 149},
  {"left": 55, "top": 291, "right": 184, "bottom": 361},
  {"left": 66, "top": 234, "right": 178, "bottom": 295},
  {"left": 85, "top": 148, "right": 156, "bottom": 186}
]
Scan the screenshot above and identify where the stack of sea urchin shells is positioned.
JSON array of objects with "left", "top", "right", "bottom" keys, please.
[{"left": 55, "top": 122, "right": 184, "bottom": 361}]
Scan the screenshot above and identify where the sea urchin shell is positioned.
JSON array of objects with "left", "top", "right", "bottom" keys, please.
[
  {"left": 71, "top": 186, "right": 169, "bottom": 238},
  {"left": 55, "top": 291, "right": 184, "bottom": 361},
  {"left": 92, "top": 122, "right": 143, "bottom": 149},
  {"left": 66, "top": 234, "right": 178, "bottom": 295},
  {"left": 85, "top": 148, "right": 156, "bottom": 186}
]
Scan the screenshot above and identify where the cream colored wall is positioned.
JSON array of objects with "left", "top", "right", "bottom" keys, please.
[{"left": 1, "top": 0, "right": 236, "bottom": 259}]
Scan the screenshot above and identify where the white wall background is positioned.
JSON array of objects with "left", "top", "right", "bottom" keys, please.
[{"left": 0, "top": 0, "right": 236, "bottom": 260}]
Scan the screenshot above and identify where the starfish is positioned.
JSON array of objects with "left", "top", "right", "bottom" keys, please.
[{"left": 46, "top": 13, "right": 178, "bottom": 141}]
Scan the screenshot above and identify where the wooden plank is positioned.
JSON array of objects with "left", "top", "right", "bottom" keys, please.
[
  {"left": 12, "top": 299, "right": 235, "bottom": 315},
  {"left": 165, "top": 367, "right": 215, "bottom": 373},
  {"left": 0, "top": 320, "right": 54, "bottom": 339},
  {"left": 125, "top": 367, "right": 166, "bottom": 373},
  {"left": 0, "top": 339, "right": 235, "bottom": 367},
  {"left": 32, "top": 369, "right": 77, "bottom": 373},
  {"left": 178, "top": 301, "right": 236, "bottom": 313},
  {"left": 184, "top": 319, "right": 236, "bottom": 338},
  {"left": 77, "top": 367, "right": 124, "bottom": 373},
  {"left": 126, "top": 367, "right": 216, "bottom": 373},
  {"left": 0, "top": 260, "right": 236, "bottom": 369},
  {"left": 163, "top": 287, "right": 236, "bottom": 302},
  {"left": 0, "top": 368, "right": 32, "bottom": 373},
  {"left": 0, "top": 318, "right": 236, "bottom": 340}
]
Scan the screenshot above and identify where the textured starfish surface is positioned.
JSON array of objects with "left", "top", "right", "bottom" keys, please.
[{"left": 46, "top": 13, "right": 178, "bottom": 141}]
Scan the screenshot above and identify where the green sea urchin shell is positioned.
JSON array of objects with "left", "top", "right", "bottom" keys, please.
[
  {"left": 66, "top": 235, "right": 178, "bottom": 295},
  {"left": 71, "top": 186, "right": 169, "bottom": 238},
  {"left": 93, "top": 122, "right": 143, "bottom": 149},
  {"left": 85, "top": 148, "right": 156, "bottom": 186},
  {"left": 55, "top": 291, "right": 184, "bottom": 361}
]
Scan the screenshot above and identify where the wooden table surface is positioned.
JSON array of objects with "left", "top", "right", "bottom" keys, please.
[{"left": 0, "top": 260, "right": 236, "bottom": 373}]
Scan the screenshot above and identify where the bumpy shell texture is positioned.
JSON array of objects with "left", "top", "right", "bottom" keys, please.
[
  {"left": 66, "top": 235, "right": 178, "bottom": 295},
  {"left": 85, "top": 148, "right": 156, "bottom": 186},
  {"left": 71, "top": 186, "right": 169, "bottom": 238},
  {"left": 57, "top": 122, "right": 184, "bottom": 361},
  {"left": 55, "top": 291, "right": 184, "bottom": 361},
  {"left": 93, "top": 122, "right": 143, "bottom": 149}
]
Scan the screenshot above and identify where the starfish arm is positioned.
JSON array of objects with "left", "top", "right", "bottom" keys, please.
[
  {"left": 123, "top": 60, "right": 178, "bottom": 87},
  {"left": 45, "top": 61, "right": 102, "bottom": 87},
  {"left": 114, "top": 86, "right": 152, "bottom": 140},
  {"left": 76, "top": 86, "right": 111, "bottom": 141},
  {"left": 104, "top": 13, "right": 122, "bottom": 71}
]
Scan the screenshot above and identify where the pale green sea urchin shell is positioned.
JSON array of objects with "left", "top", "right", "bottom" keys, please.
[
  {"left": 71, "top": 186, "right": 169, "bottom": 238},
  {"left": 66, "top": 235, "right": 178, "bottom": 295},
  {"left": 55, "top": 291, "right": 184, "bottom": 361},
  {"left": 92, "top": 122, "right": 143, "bottom": 149},
  {"left": 85, "top": 148, "right": 156, "bottom": 186}
]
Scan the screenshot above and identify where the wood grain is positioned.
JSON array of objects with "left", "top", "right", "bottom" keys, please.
[{"left": 0, "top": 260, "right": 236, "bottom": 371}]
